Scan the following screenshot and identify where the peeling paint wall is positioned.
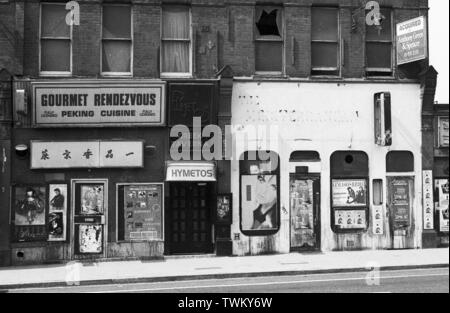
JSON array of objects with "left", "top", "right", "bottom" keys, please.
[{"left": 230, "top": 81, "right": 423, "bottom": 255}]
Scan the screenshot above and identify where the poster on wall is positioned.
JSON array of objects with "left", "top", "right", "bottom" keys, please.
[
  {"left": 122, "top": 184, "right": 163, "bottom": 241},
  {"left": 334, "top": 210, "right": 367, "bottom": 230},
  {"left": 216, "top": 194, "right": 232, "bottom": 224},
  {"left": 332, "top": 179, "right": 367, "bottom": 207},
  {"left": 48, "top": 184, "right": 67, "bottom": 241},
  {"left": 13, "top": 186, "right": 47, "bottom": 242},
  {"left": 438, "top": 117, "right": 449, "bottom": 148},
  {"left": 80, "top": 185, "right": 104, "bottom": 215},
  {"left": 372, "top": 206, "right": 384, "bottom": 235},
  {"left": 390, "top": 178, "right": 412, "bottom": 228},
  {"left": 423, "top": 171, "right": 434, "bottom": 230},
  {"left": 290, "top": 180, "right": 316, "bottom": 249},
  {"left": 78, "top": 224, "right": 103, "bottom": 254},
  {"left": 435, "top": 179, "right": 449, "bottom": 233},
  {"left": 241, "top": 175, "right": 279, "bottom": 232}
]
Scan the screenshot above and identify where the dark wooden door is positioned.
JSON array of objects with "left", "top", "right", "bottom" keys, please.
[{"left": 169, "top": 183, "right": 213, "bottom": 254}]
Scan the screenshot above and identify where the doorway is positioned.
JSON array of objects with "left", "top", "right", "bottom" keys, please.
[
  {"left": 71, "top": 179, "right": 108, "bottom": 260},
  {"left": 168, "top": 182, "right": 214, "bottom": 254},
  {"left": 289, "top": 175, "right": 321, "bottom": 251}
]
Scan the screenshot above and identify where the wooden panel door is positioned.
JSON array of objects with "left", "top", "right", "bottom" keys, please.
[{"left": 170, "top": 183, "right": 213, "bottom": 254}]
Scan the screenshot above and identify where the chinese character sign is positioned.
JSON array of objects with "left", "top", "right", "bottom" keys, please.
[{"left": 31, "top": 141, "right": 144, "bottom": 169}]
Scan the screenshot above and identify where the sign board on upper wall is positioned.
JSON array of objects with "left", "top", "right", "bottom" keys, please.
[
  {"left": 396, "top": 16, "right": 428, "bottom": 65},
  {"left": 32, "top": 80, "right": 166, "bottom": 127}
]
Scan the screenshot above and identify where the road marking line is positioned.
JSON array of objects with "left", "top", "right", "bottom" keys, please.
[{"left": 88, "top": 273, "right": 449, "bottom": 293}]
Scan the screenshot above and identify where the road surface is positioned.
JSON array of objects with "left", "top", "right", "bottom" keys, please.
[{"left": 5, "top": 267, "right": 449, "bottom": 293}]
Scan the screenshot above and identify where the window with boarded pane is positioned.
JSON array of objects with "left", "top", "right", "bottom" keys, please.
[
  {"left": 255, "top": 6, "right": 283, "bottom": 74},
  {"left": 366, "top": 8, "right": 393, "bottom": 76},
  {"left": 161, "top": 6, "right": 191, "bottom": 76},
  {"left": 102, "top": 5, "right": 132, "bottom": 75},
  {"left": 40, "top": 3, "right": 71, "bottom": 74},
  {"left": 311, "top": 7, "right": 340, "bottom": 75}
]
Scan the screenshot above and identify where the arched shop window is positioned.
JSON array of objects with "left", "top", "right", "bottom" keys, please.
[
  {"left": 330, "top": 151, "right": 369, "bottom": 233},
  {"left": 239, "top": 151, "right": 280, "bottom": 236},
  {"left": 386, "top": 151, "right": 414, "bottom": 173}
]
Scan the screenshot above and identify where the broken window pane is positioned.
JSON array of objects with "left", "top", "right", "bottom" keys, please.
[
  {"left": 256, "top": 7, "right": 282, "bottom": 38},
  {"left": 255, "top": 41, "right": 283, "bottom": 72},
  {"left": 366, "top": 9, "right": 392, "bottom": 41}
]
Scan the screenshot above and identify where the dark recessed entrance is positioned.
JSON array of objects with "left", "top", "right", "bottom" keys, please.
[{"left": 168, "top": 182, "right": 214, "bottom": 254}]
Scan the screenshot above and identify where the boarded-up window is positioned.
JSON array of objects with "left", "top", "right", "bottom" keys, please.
[
  {"left": 102, "top": 5, "right": 132, "bottom": 74},
  {"left": 311, "top": 7, "right": 339, "bottom": 75},
  {"left": 40, "top": 4, "right": 71, "bottom": 73},
  {"left": 255, "top": 6, "right": 283, "bottom": 73},
  {"left": 366, "top": 8, "right": 393, "bottom": 76},
  {"left": 161, "top": 6, "right": 191, "bottom": 75}
]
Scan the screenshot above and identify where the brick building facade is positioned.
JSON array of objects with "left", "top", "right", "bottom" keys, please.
[{"left": 0, "top": 0, "right": 446, "bottom": 266}]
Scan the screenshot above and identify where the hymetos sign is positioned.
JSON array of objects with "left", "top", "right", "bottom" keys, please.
[{"left": 32, "top": 80, "right": 166, "bottom": 127}]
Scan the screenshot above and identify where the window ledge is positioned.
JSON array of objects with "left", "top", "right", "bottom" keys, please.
[
  {"left": 39, "top": 72, "right": 72, "bottom": 78},
  {"left": 160, "top": 73, "right": 193, "bottom": 79}
]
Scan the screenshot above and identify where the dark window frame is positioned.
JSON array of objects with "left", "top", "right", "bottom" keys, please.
[
  {"left": 311, "top": 7, "right": 341, "bottom": 76},
  {"left": 254, "top": 5, "right": 285, "bottom": 75}
]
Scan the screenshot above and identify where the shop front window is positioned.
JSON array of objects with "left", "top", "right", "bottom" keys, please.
[
  {"left": 40, "top": 3, "right": 72, "bottom": 75},
  {"left": 102, "top": 5, "right": 132, "bottom": 75},
  {"left": 330, "top": 151, "right": 369, "bottom": 233},
  {"left": 240, "top": 151, "right": 280, "bottom": 236}
]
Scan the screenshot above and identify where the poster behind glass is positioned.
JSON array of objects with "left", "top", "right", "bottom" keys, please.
[
  {"left": 435, "top": 179, "right": 449, "bottom": 233},
  {"left": 48, "top": 184, "right": 67, "bottom": 241},
  {"left": 290, "top": 180, "right": 315, "bottom": 248},
  {"left": 334, "top": 210, "right": 367, "bottom": 230},
  {"left": 123, "top": 184, "right": 163, "bottom": 241},
  {"left": 241, "top": 175, "right": 278, "bottom": 232},
  {"left": 389, "top": 178, "right": 411, "bottom": 227},
  {"left": 13, "top": 186, "right": 47, "bottom": 242},
  {"left": 80, "top": 185, "right": 104, "bottom": 215},
  {"left": 78, "top": 224, "right": 103, "bottom": 254},
  {"left": 332, "top": 179, "right": 367, "bottom": 207},
  {"left": 216, "top": 194, "right": 232, "bottom": 224}
]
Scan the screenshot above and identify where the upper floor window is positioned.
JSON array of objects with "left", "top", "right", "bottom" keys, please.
[
  {"left": 311, "top": 7, "right": 340, "bottom": 76},
  {"left": 255, "top": 6, "right": 284, "bottom": 75},
  {"left": 40, "top": 3, "right": 72, "bottom": 75},
  {"left": 365, "top": 8, "right": 393, "bottom": 77},
  {"left": 161, "top": 6, "right": 192, "bottom": 77},
  {"left": 102, "top": 5, "right": 132, "bottom": 75}
]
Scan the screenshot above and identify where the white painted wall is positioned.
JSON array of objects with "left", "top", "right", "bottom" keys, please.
[{"left": 230, "top": 81, "right": 423, "bottom": 255}]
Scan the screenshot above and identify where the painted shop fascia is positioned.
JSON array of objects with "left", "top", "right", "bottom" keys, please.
[{"left": 230, "top": 81, "right": 426, "bottom": 255}]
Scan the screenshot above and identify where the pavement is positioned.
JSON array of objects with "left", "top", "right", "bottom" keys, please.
[{"left": 0, "top": 248, "right": 448, "bottom": 290}]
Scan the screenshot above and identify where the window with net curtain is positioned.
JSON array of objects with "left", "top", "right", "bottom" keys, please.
[
  {"left": 102, "top": 5, "right": 132, "bottom": 74},
  {"left": 40, "top": 4, "right": 71, "bottom": 73},
  {"left": 162, "top": 6, "right": 191, "bottom": 74}
]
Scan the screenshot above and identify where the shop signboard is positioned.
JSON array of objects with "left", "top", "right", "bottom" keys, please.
[
  {"left": 396, "top": 16, "right": 428, "bottom": 65},
  {"left": 31, "top": 141, "right": 144, "bottom": 169},
  {"left": 32, "top": 80, "right": 166, "bottom": 127},
  {"left": 119, "top": 184, "right": 163, "bottom": 241},
  {"left": 166, "top": 162, "right": 216, "bottom": 182}
]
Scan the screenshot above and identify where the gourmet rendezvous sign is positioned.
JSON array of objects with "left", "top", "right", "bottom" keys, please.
[{"left": 32, "top": 80, "right": 166, "bottom": 127}]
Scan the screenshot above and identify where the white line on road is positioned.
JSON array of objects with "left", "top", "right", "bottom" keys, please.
[{"left": 89, "top": 272, "right": 449, "bottom": 293}]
